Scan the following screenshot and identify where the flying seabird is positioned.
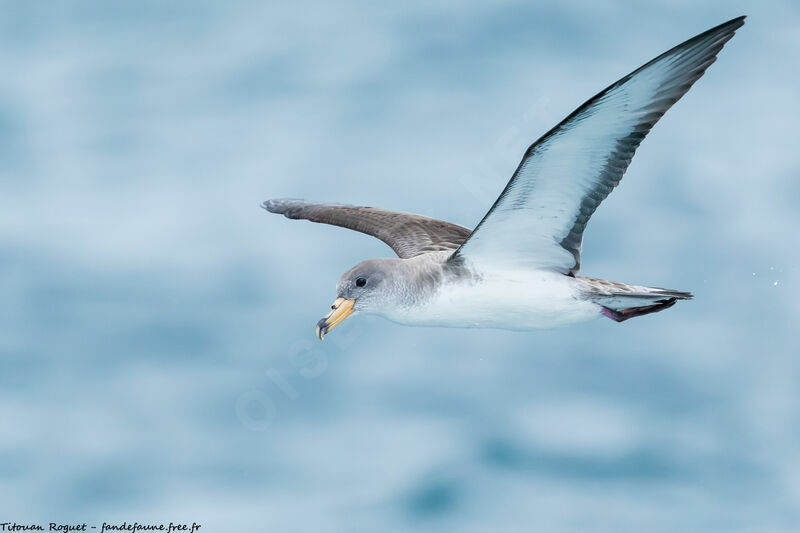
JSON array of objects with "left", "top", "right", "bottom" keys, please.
[{"left": 263, "top": 17, "right": 744, "bottom": 340}]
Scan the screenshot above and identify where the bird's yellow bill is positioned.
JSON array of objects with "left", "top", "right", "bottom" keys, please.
[{"left": 316, "top": 297, "right": 355, "bottom": 340}]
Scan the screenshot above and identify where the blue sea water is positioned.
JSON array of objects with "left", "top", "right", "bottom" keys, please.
[{"left": 1, "top": 1, "right": 799, "bottom": 531}]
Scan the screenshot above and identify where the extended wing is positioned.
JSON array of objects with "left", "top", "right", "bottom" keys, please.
[
  {"left": 453, "top": 17, "right": 745, "bottom": 274},
  {"left": 263, "top": 199, "right": 472, "bottom": 259}
]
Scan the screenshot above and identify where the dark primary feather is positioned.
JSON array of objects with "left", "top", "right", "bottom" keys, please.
[
  {"left": 262, "top": 199, "right": 472, "bottom": 259},
  {"left": 454, "top": 16, "right": 745, "bottom": 274}
]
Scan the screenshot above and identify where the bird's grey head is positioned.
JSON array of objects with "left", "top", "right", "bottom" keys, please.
[
  {"left": 315, "top": 258, "right": 401, "bottom": 340},
  {"left": 337, "top": 258, "right": 398, "bottom": 306}
]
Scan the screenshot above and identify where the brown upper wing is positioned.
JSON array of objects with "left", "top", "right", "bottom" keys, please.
[{"left": 262, "top": 199, "right": 472, "bottom": 259}]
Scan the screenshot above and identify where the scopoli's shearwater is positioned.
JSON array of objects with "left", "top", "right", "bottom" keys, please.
[{"left": 264, "top": 17, "right": 744, "bottom": 339}]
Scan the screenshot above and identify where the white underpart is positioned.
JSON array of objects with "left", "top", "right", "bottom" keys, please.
[
  {"left": 454, "top": 19, "right": 744, "bottom": 275},
  {"left": 381, "top": 267, "right": 600, "bottom": 330}
]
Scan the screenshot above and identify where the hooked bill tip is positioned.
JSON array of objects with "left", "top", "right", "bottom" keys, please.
[{"left": 315, "top": 318, "right": 328, "bottom": 340}]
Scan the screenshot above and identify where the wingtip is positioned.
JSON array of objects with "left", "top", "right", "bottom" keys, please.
[
  {"left": 261, "top": 198, "right": 304, "bottom": 214},
  {"left": 699, "top": 15, "right": 746, "bottom": 38},
  {"left": 723, "top": 15, "right": 746, "bottom": 29}
]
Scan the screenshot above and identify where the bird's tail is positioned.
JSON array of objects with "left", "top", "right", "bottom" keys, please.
[{"left": 579, "top": 277, "right": 692, "bottom": 323}]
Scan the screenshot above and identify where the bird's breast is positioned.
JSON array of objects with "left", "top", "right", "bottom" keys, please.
[{"left": 382, "top": 269, "right": 600, "bottom": 330}]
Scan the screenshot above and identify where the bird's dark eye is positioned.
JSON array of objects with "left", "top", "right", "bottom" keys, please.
[{"left": 355, "top": 277, "right": 367, "bottom": 287}]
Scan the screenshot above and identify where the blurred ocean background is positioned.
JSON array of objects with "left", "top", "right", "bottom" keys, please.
[{"left": 1, "top": 1, "right": 798, "bottom": 531}]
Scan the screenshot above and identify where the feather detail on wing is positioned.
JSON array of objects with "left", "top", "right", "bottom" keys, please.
[
  {"left": 453, "top": 17, "right": 745, "bottom": 274},
  {"left": 263, "top": 199, "right": 472, "bottom": 259}
]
